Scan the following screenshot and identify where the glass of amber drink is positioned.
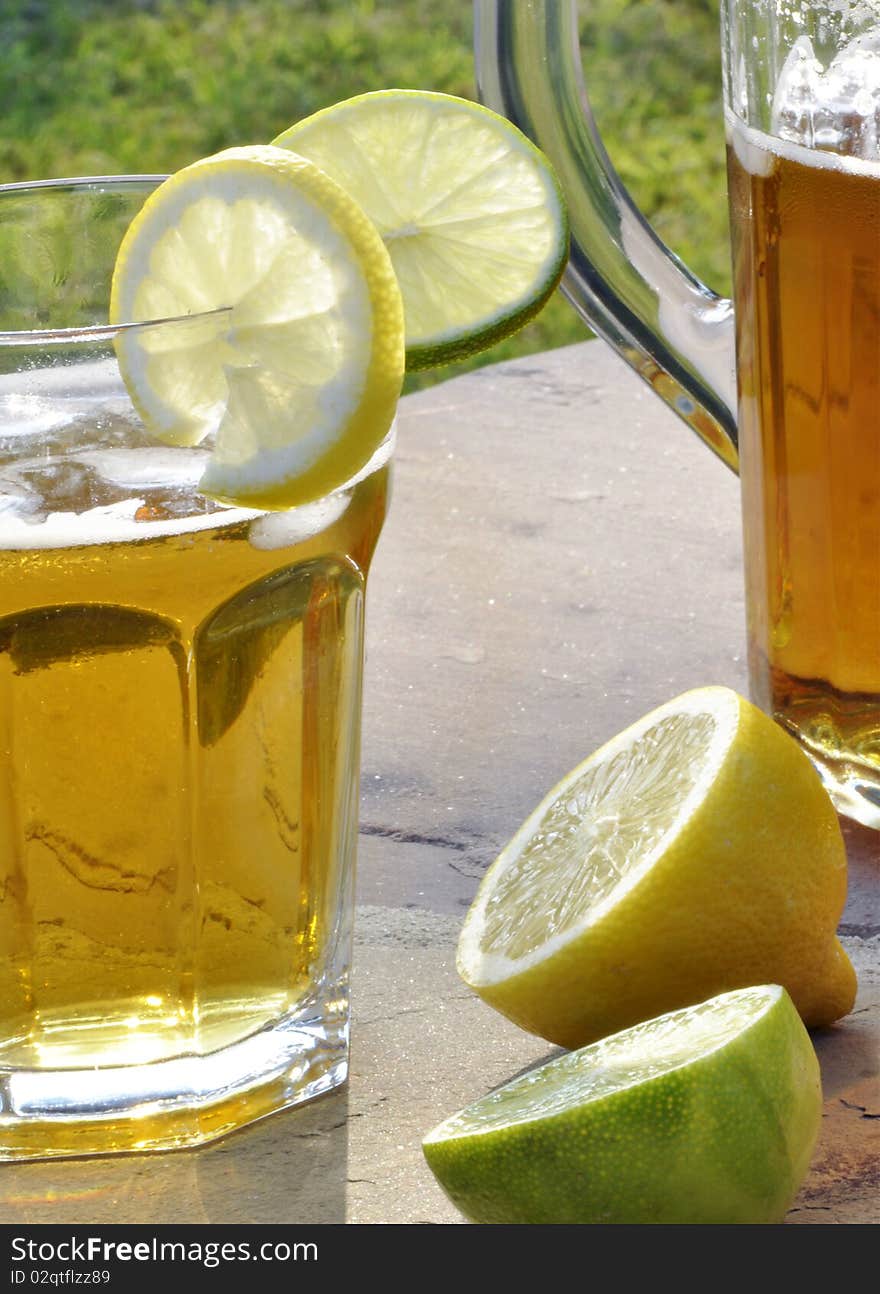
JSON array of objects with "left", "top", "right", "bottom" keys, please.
[
  {"left": 724, "top": 2, "right": 880, "bottom": 826},
  {"left": 476, "top": 0, "right": 880, "bottom": 828},
  {"left": 0, "top": 176, "right": 391, "bottom": 1157}
]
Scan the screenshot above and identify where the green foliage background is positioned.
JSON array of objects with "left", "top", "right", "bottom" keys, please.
[{"left": 1, "top": 0, "right": 731, "bottom": 388}]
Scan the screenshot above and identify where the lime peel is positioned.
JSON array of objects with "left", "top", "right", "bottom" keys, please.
[
  {"left": 423, "top": 984, "right": 823, "bottom": 1225},
  {"left": 273, "top": 90, "right": 570, "bottom": 371}
]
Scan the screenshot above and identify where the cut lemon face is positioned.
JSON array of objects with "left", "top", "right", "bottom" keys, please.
[
  {"left": 457, "top": 686, "right": 855, "bottom": 1047},
  {"left": 423, "top": 985, "right": 822, "bottom": 1225},
  {"left": 273, "top": 91, "right": 569, "bottom": 370},
  {"left": 110, "top": 144, "right": 404, "bottom": 510}
]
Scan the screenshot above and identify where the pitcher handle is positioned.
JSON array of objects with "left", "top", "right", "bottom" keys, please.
[{"left": 475, "top": 0, "right": 739, "bottom": 472}]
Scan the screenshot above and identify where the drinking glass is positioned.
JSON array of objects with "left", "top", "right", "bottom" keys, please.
[{"left": 0, "top": 176, "right": 391, "bottom": 1157}]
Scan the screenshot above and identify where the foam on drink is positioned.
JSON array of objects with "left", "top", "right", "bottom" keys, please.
[{"left": 0, "top": 358, "right": 392, "bottom": 550}]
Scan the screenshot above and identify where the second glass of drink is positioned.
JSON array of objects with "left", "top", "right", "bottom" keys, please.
[{"left": 476, "top": 0, "right": 880, "bottom": 828}]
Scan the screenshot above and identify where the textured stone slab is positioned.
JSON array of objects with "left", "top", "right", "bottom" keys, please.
[{"left": 0, "top": 340, "right": 875, "bottom": 1226}]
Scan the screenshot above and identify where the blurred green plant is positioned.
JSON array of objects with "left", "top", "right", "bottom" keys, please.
[{"left": 1, "top": 0, "right": 730, "bottom": 390}]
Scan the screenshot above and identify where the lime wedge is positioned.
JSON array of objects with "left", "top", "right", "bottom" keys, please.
[
  {"left": 273, "top": 91, "right": 569, "bottom": 370},
  {"left": 457, "top": 686, "right": 854, "bottom": 1048},
  {"left": 423, "top": 984, "right": 822, "bottom": 1224},
  {"left": 110, "top": 144, "right": 404, "bottom": 510}
]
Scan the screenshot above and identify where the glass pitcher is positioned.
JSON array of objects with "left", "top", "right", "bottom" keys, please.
[{"left": 476, "top": 0, "right": 880, "bottom": 830}]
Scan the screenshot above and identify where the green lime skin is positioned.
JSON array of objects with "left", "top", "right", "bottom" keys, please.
[{"left": 422, "top": 987, "right": 822, "bottom": 1225}]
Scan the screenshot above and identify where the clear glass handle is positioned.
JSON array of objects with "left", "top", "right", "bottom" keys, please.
[{"left": 474, "top": 0, "right": 739, "bottom": 472}]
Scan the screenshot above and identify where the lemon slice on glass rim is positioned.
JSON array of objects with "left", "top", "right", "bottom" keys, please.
[{"left": 109, "top": 144, "right": 405, "bottom": 511}]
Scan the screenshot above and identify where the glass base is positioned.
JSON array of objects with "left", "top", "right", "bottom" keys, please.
[
  {"left": 0, "top": 996, "right": 349, "bottom": 1161},
  {"left": 752, "top": 658, "right": 880, "bottom": 831},
  {"left": 788, "top": 731, "right": 880, "bottom": 831}
]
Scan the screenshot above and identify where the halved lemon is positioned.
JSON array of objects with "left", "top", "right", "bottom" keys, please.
[
  {"left": 110, "top": 144, "right": 404, "bottom": 510},
  {"left": 273, "top": 91, "right": 569, "bottom": 370},
  {"left": 457, "top": 686, "right": 855, "bottom": 1047}
]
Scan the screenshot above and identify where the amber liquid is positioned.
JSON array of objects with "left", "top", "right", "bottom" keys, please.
[
  {"left": 0, "top": 408, "right": 388, "bottom": 1094},
  {"left": 727, "top": 123, "right": 880, "bottom": 822}
]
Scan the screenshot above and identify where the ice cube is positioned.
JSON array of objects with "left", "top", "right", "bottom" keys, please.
[
  {"left": 78, "top": 446, "right": 209, "bottom": 491},
  {"left": 0, "top": 391, "right": 71, "bottom": 441},
  {"left": 772, "top": 35, "right": 823, "bottom": 148},
  {"left": 772, "top": 29, "right": 880, "bottom": 159},
  {"left": 0, "top": 470, "right": 46, "bottom": 525}
]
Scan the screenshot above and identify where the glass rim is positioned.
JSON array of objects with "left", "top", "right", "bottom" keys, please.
[
  {"left": 0, "top": 172, "right": 170, "bottom": 196},
  {"left": 0, "top": 172, "right": 230, "bottom": 347}
]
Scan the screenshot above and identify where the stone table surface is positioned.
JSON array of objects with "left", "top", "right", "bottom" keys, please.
[{"left": 0, "top": 340, "right": 877, "bottom": 1226}]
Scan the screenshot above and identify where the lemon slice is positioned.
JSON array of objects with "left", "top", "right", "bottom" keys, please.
[
  {"left": 423, "top": 985, "right": 822, "bottom": 1224},
  {"left": 110, "top": 144, "right": 404, "bottom": 510},
  {"left": 457, "top": 686, "right": 855, "bottom": 1047},
  {"left": 273, "top": 91, "right": 569, "bottom": 370}
]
